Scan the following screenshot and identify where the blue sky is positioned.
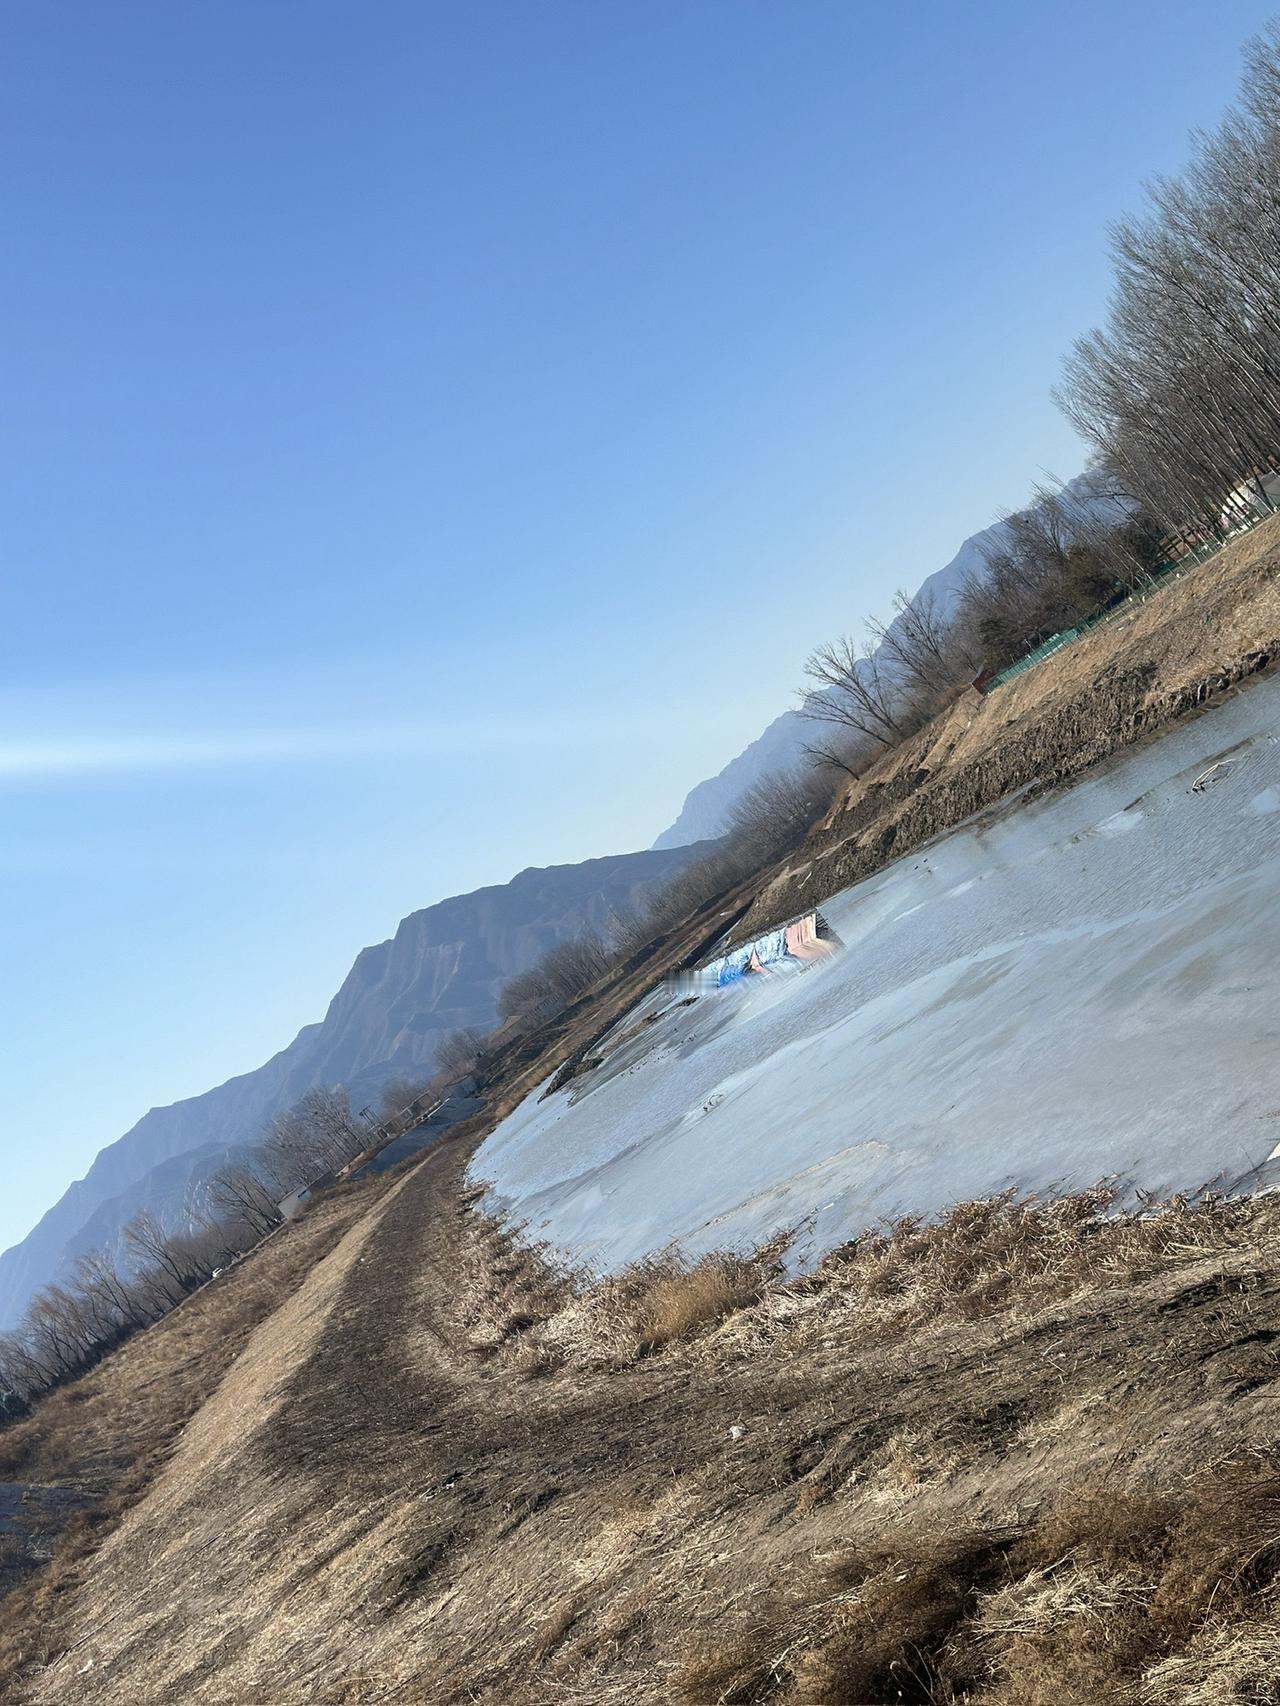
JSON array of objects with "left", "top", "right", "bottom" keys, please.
[{"left": 1, "top": 0, "right": 1271, "bottom": 1253}]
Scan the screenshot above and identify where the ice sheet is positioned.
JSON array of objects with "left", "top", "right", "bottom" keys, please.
[{"left": 473, "top": 676, "right": 1280, "bottom": 1273}]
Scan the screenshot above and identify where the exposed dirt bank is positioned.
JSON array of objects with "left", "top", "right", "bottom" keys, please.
[{"left": 744, "top": 512, "right": 1280, "bottom": 933}]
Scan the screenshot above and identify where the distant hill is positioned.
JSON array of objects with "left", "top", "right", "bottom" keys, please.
[
  {"left": 654, "top": 472, "right": 1124, "bottom": 847},
  {"left": 0, "top": 844, "right": 702, "bottom": 1328}
]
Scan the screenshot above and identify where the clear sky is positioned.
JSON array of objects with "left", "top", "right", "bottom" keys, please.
[{"left": 1, "top": 0, "right": 1272, "bottom": 1254}]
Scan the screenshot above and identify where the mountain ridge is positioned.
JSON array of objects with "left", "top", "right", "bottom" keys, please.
[{"left": 0, "top": 843, "right": 703, "bottom": 1328}]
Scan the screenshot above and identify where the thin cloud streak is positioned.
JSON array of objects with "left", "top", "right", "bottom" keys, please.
[
  {"left": 0, "top": 706, "right": 749, "bottom": 783},
  {"left": 0, "top": 724, "right": 558, "bottom": 780}
]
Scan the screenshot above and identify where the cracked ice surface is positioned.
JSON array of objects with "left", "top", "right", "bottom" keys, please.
[{"left": 472, "top": 674, "right": 1280, "bottom": 1273}]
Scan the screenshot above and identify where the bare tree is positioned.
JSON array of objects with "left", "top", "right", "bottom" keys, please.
[
  {"left": 207, "top": 1163, "right": 283, "bottom": 1240},
  {"left": 868, "top": 586, "right": 978, "bottom": 707},
  {"left": 433, "top": 1026, "right": 489, "bottom": 1081},
  {"left": 1055, "top": 23, "right": 1280, "bottom": 549},
  {"left": 725, "top": 768, "right": 830, "bottom": 863},
  {"left": 799, "top": 635, "right": 925, "bottom": 750},
  {"left": 800, "top": 729, "right": 875, "bottom": 785},
  {"left": 261, "top": 1086, "right": 367, "bottom": 1187},
  {"left": 0, "top": 1332, "right": 38, "bottom": 1412},
  {"left": 70, "top": 1249, "right": 146, "bottom": 1338},
  {"left": 123, "top": 1210, "right": 199, "bottom": 1304}
]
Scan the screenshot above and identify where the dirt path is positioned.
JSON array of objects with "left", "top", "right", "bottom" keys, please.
[{"left": 22, "top": 1129, "right": 1280, "bottom": 1705}]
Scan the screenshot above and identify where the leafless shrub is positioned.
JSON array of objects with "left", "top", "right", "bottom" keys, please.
[
  {"left": 378, "top": 1075, "right": 431, "bottom": 1117},
  {"left": 800, "top": 728, "right": 876, "bottom": 785}
]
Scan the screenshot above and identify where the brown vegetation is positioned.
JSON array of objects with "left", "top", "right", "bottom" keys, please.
[
  {"left": 631, "top": 1253, "right": 766, "bottom": 1351},
  {"left": 8, "top": 1134, "right": 1280, "bottom": 1705},
  {"left": 0, "top": 1176, "right": 386, "bottom": 1678},
  {"left": 5, "top": 26, "right": 1280, "bottom": 1706}
]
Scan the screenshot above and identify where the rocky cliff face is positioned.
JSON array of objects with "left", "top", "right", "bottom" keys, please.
[{"left": 0, "top": 844, "right": 701, "bottom": 1328}]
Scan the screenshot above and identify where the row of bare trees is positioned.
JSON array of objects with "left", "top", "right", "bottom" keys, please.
[
  {"left": 798, "top": 24, "right": 1280, "bottom": 780},
  {"left": 798, "top": 481, "right": 1171, "bottom": 775},
  {"left": 0, "top": 1086, "right": 393, "bottom": 1417},
  {"left": 497, "top": 937, "right": 616, "bottom": 1026},
  {"left": 0, "top": 1209, "right": 246, "bottom": 1415},
  {"left": 205, "top": 1084, "right": 381, "bottom": 1242},
  {"left": 1057, "top": 23, "right": 1280, "bottom": 545}
]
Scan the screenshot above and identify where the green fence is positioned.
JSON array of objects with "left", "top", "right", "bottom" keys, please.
[{"left": 982, "top": 519, "right": 1265, "bottom": 694}]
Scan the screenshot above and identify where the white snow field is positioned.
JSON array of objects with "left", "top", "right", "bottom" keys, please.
[{"left": 473, "top": 674, "right": 1280, "bottom": 1273}]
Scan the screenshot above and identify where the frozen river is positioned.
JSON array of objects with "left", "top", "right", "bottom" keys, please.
[{"left": 472, "top": 674, "right": 1280, "bottom": 1272}]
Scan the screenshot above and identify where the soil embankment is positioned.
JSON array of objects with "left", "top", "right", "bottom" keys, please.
[{"left": 747, "top": 511, "right": 1280, "bottom": 933}]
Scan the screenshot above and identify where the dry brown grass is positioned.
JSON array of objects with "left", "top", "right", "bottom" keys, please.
[
  {"left": 15, "top": 1150, "right": 1280, "bottom": 1706},
  {"left": 1140, "top": 1624, "right": 1280, "bottom": 1705},
  {"left": 702, "top": 1188, "right": 1280, "bottom": 1367},
  {"left": 531, "top": 1596, "right": 584, "bottom": 1663},
  {"left": 677, "top": 1634, "right": 777, "bottom": 1704},
  {"left": 941, "top": 1470, "right": 1280, "bottom": 1704},
  {"left": 0, "top": 1176, "right": 387, "bottom": 1695},
  {"left": 823, "top": 1187, "right": 1260, "bottom": 1320},
  {"left": 599, "top": 1192, "right": 1280, "bottom": 1705},
  {"left": 877, "top": 1422, "right": 982, "bottom": 1498},
  {"left": 782, "top": 1529, "right": 1007, "bottom": 1704},
  {"left": 481, "top": 1234, "right": 785, "bottom": 1369},
  {"left": 670, "top": 1467, "right": 1280, "bottom": 1706},
  {"left": 633, "top": 1253, "right": 767, "bottom": 1350}
]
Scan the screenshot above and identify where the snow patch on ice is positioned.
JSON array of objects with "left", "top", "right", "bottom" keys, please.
[{"left": 1094, "top": 808, "right": 1144, "bottom": 837}]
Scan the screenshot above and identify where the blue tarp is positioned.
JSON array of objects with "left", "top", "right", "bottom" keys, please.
[{"left": 712, "top": 928, "right": 790, "bottom": 985}]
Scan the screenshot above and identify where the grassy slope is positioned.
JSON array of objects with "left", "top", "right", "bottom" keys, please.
[
  {"left": 1, "top": 518, "right": 1279, "bottom": 1702},
  {"left": 16, "top": 1141, "right": 1280, "bottom": 1705},
  {"left": 0, "top": 1176, "right": 393, "bottom": 1686}
]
